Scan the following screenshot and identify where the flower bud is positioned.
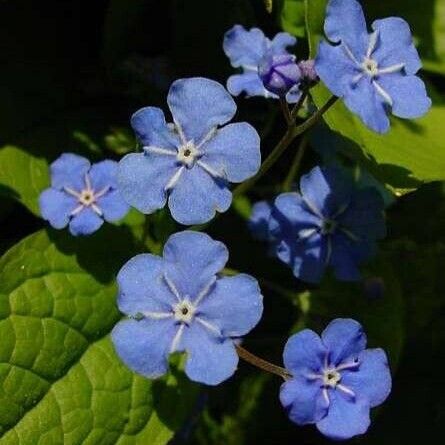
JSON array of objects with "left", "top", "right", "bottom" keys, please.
[
  {"left": 298, "top": 59, "right": 319, "bottom": 86},
  {"left": 258, "top": 53, "right": 301, "bottom": 97}
]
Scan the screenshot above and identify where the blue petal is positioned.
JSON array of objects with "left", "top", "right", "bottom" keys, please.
[
  {"left": 227, "top": 72, "right": 275, "bottom": 98},
  {"left": 89, "top": 160, "right": 118, "bottom": 191},
  {"left": 280, "top": 376, "right": 328, "bottom": 425},
  {"left": 324, "top": 0, "right": 368, "bottom": 59},
  {"left": 270, "top": 32, "right": 297, "bottom": 54},
  {"left": 223, "top": 25, "right": 268, "bottom": 68},
  {"left": 292, "top": 234, "right": 328, "bottom": 283},
  {"left": 162, "top": 231, "right": 228, "bottom": 300},
  {"left": 167, "top": 78, "right": 236, "bottom": 143},
  {"left": 200, "top": 122, "right": 261, "bottom": 183},
  {"left": 198, "top": 274, "right": 263, "bottom": 337},
  {"left": 111, "top": 319, "right": 175, "bottom": 379},
  {"left": 372, "top": 18, "right": 421, "bottom": 75},
  {"left": 248, "top": 201, "right": 273, "bottom": 241},
  {"left": 96, "top": 190, "right": 130, "bottom": 222},
  {"left": 117, "top": 152, "right": 177, "bottom": 214},
  {"left": 50, "top": 153, "right": 90, "bottom": 191},
  {"left": 117, "top": 253, "right": 176, "bottom": 316},
  {"left": 343, "top": 78, "right": 390, "bottom": 133},
  {"left": 68, "top": 207, "right": 103, "bottom": 236},
  {"left": 131, "top": 106, "right": 179, "bottom": 148},
  {"left": 329, "top": 233, "right": 375, "bottom": 281},
  {"left": 168, "top": 165, "right": 232, "bottom": 225},
  {"left": 182, "top": 322, "right": 238, "bottom": 385},
  {"left": 321, "top": 319, "right": 367, "bottom": 365},
  {"left": 283, "top": 329, "right": 327, "bottom": 374},
  {"left": 300, "top": 167, "right": 353, "bottom": 219},
  {"left": 273, "top": 192, "right": 321, "bottom": 227},
  {"left": 285, "top": 84, "right": 303, "bottom": 104},
  {"left": 339, "top": 188, "right": 386, "bottom": 240},
  {"left": 316, "top": 391, "right": 371, "bottom": 440},
  {"left": 379, "top": 74, "right": 431, "bottom": 119},
  {"left": 342, "top": 348, "right": 392, "bottom": 408},
  {"left": 39, "top": 188, "right": 76, "bottom": 229},
  {"left": 315, "top": 41, "right": 358, "bottom": 97}
]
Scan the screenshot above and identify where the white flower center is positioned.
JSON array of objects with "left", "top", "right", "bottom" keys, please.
[
  {"left": 173, "top": 299, "right": 196, "bottom": 323},
  {"left": 323, "top": 368, "right": 342, "bottom": 387},
  {"left": 362, "top": 57, "right": 379, "bottom": 77},
  {"left": 177, "top": 141, "right": 200, "bottom": 167},
  {"left": 79, "top": 189, "right": 96, "bottom": 206},
  {"left": 63, "top": 173, "right": 110, "bottom": 217}
]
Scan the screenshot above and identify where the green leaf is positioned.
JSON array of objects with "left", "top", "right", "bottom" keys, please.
[
  {"left": 305, "top": 0, "right": 445, "bottom": 190},
  {"left": 0, "top": 227, "right": 198, "bottom": 443},
  {"left": 0, "top": 146, "right": 49, "bottom": 215},
  {"left": 280, "top": 0, "right": 306, "bottom": 37}
]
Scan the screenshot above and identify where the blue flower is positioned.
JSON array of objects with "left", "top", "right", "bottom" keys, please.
[
  {"left": 39, "top": 153, "right": 130, "bottom": 236},
  {"left": 280, "top": 318, "right": 391, "bottom": 440},
  {"left": 223, "top": 25, "right": 302, "bottom": 103},
  {"left": 111, "top": 231, "right": 263, "bottom": 385},
  {"left": 315, "top": 0, "right": 431, "bottom": 133},
  {"left": 269, "top": 166, "right": 386, "bottom": 283},
  {"left": 118, "top": 78, "right": 261, "bottom": 225},
  {"left": 248, "top": 200, "right": 273, "bottom": 241}
]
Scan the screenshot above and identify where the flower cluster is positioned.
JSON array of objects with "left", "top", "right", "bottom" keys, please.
[
  {"left": 35, "top": 0, "right": 437, "bottom": 439},
  {"left": 315, "top": 0, "right": 431, "bottom": 132},
  {"left": 249, "top": 166, "right": 386, "bottom": 283},
  {"left": 39, "top": 153, "right": 129, "bottom": 236}
]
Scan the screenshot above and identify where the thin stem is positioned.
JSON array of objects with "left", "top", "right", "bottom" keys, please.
[
  {"left": 293, "top": 95, "right": 338, "bottom": 137},
  {"left": 290, "top": 89, "right": 309, "bottom": 119},
  {"left": 279, "top": 98, "right": 292, "bottom": 126},
  {"left": 282, "top": 134, "right": 309, "bottom": 192},
  {"left": 233, "top": 95, "right": 337, "bottom": 197},
  {"left": 234, "top": 126, "right": 296, "bottom": 196},
  {"left": 235, "top": 344, "right": 292, "bottom": 380}
]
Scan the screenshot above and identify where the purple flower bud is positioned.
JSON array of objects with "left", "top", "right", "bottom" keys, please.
[
  {"left": 258, "top": 53, "right": 301, "bottom": 97},
  {"left": 298, "top": 59, "right": 319, "bottom": 87}
]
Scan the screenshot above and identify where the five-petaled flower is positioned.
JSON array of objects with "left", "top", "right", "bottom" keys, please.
[
  {"left": 111, "top": 231, "right": 263, "bottom": 385},
  {"left": 39, "top": 153, "right": 129, "bottom": 236},
  {"left": 315, "top": 0, "right": 431, "bottom": 133},
  {"left": 268, "top": 166, "right": 386, "bottom": 283},
  {"left": 118, "top": 77, "right": 261, "bottom": 225},
  {"left": 280, "top": 318, "right": 392, "bottom": 440},
  {"left": 223, "top": 25, "right": 302, "bottom": 103}
]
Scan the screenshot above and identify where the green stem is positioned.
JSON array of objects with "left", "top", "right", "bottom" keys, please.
[
  {"left": 233, "top": 95, "right": 337, "bottom": 197},
  {"left": 282, "top": 134, "right": 309, "bottom": 192},
  {"left": 290, "top": 89, "right": 309, "bottom": 120},
  {"left": 279, "top": 98, "right": 292, "bottom": 126},
  {"left": 235, "top": 344, "right": 291, "bottom": 380}
]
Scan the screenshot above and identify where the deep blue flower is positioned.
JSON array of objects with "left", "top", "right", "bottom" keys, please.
[
  {"left": 248, "top": 200, "right": 273, "bottom": 241},
  {"left": 223, "top": 25, "right": 302, "bottom": 103},
  {"left": 280, "top": 318, "right": 392, "bottom": 440},
  {"left": 315, "top": 0, "right": 431, "bottom": 133},
  {"left": 111, "top": 231, "right": 263, "bottom": 385},
  {"left": 269, "top": 166, "right": 386, "bottom": 283},
  {"left": 39, "top": 153, "right": 129, "bottom": 236},
  {"left": 118, "top": 77, "right": 261, "bottom": 225}
]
